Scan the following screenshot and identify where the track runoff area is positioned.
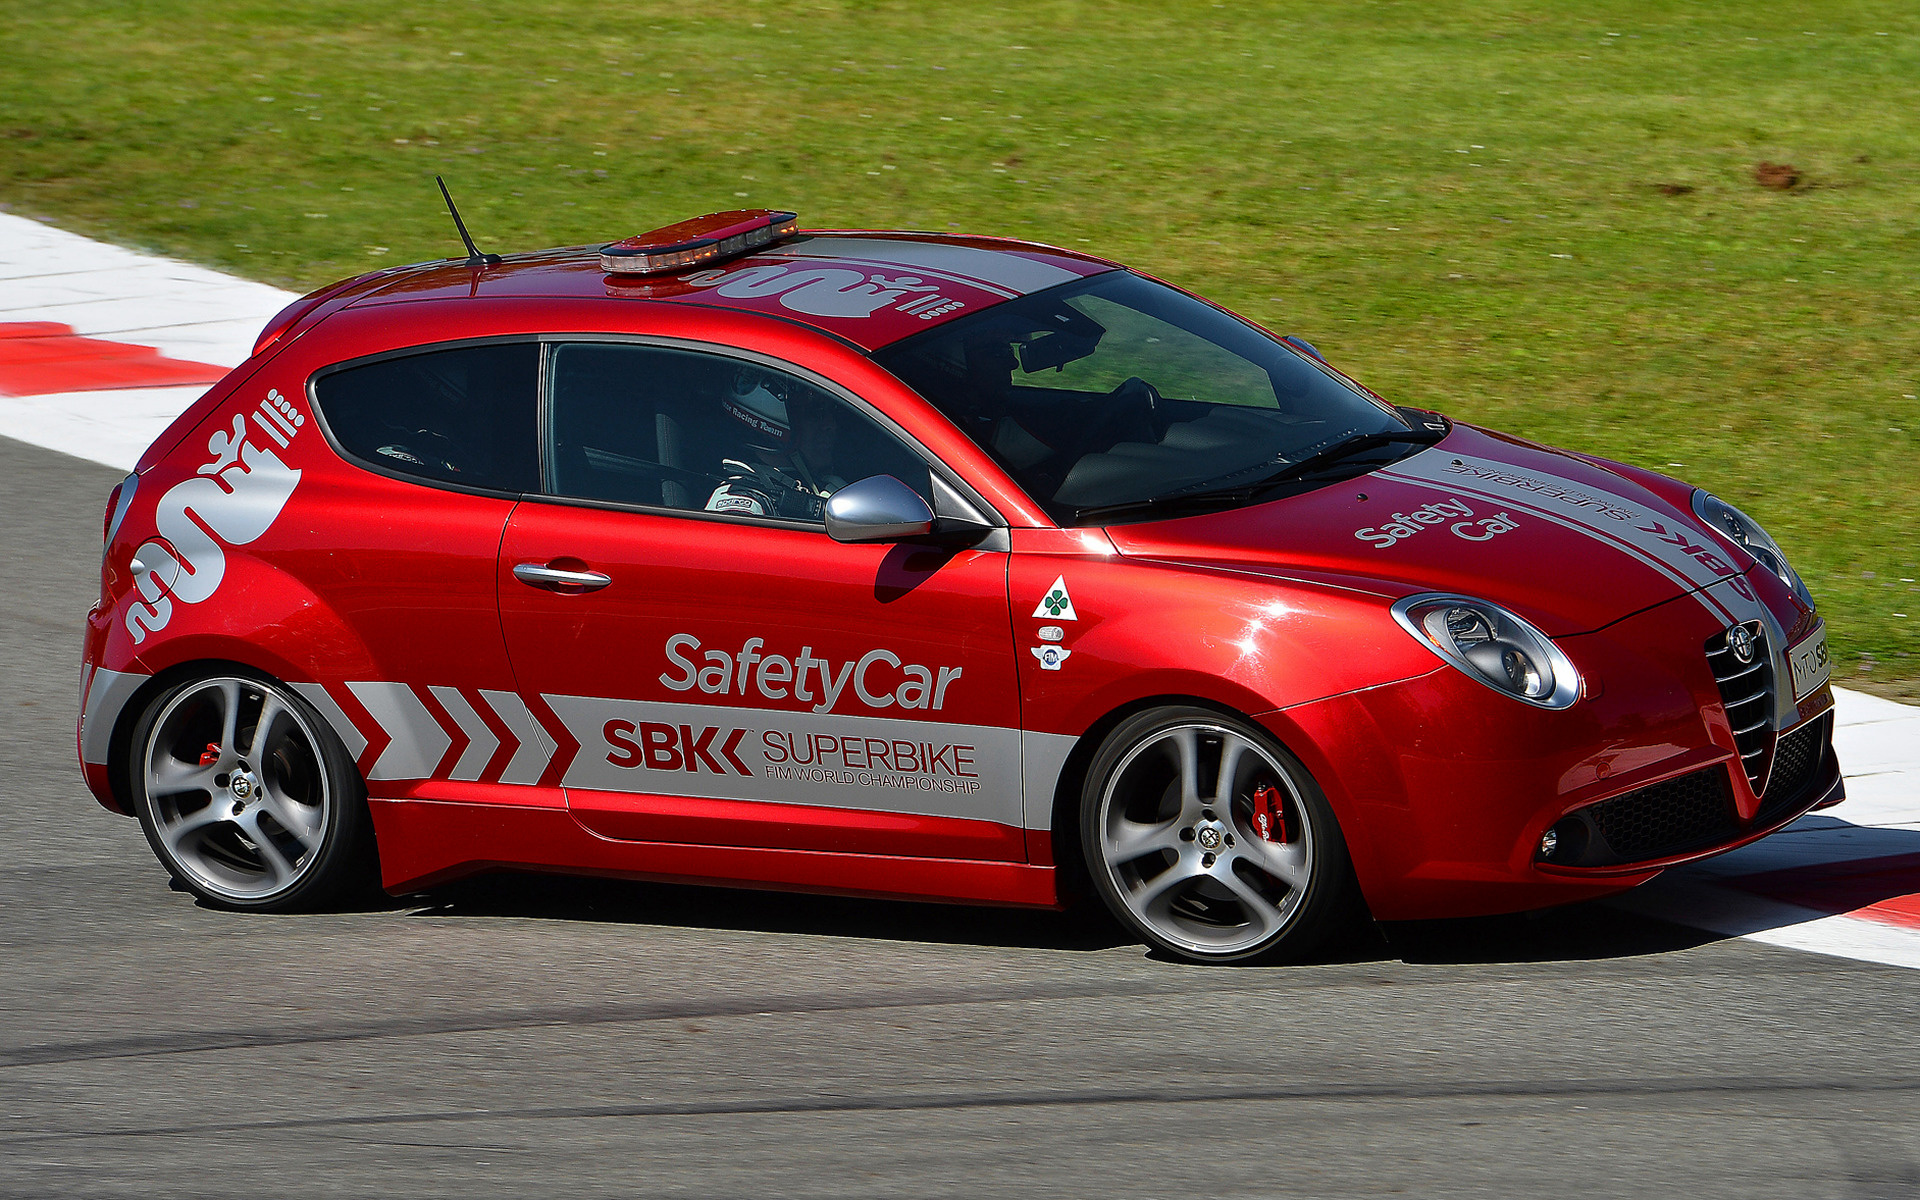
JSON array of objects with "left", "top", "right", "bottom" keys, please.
[{"left": 4, "top": 210, "right": 1915, "bottom": 968}]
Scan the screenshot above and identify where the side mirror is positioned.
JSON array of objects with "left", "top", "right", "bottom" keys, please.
[{"left": 825, "top": 475, "right": 936, "bottom": 543}]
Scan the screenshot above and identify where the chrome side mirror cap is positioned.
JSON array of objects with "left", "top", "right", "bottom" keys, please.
[{"left": 824, "top": 475, "right": 936, "bottom": 543}]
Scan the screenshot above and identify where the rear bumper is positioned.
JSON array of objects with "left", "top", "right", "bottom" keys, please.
[{"left": 77, "top": 601, "right": 148, "bottom": 815}]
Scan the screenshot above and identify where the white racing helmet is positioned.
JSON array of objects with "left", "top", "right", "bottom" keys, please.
[
  {"left": 722, "top": 366, "right": 800, "bottom": 451},
  {"left": 707, "top": 368, "right": 834, "bottom": 519}
]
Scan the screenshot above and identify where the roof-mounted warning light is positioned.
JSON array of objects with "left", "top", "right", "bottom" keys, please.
[{"left": 600, "top": 209, "right": 798, "bottom": 276}]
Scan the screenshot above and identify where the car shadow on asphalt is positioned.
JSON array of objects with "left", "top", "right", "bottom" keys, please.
[
  {"left": 402, "top": 871, "right": 1136, "bottom": 952},
  {"left": 394, "top": 870, "right": 1728, "bottom": 965},
  {"left": 1378, "top": 902, "right": 1725, "bottom": 965}
]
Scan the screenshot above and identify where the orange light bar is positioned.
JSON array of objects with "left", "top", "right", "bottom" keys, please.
[{"left": 600, "top": 209, "right": 799, "bottom": 276}]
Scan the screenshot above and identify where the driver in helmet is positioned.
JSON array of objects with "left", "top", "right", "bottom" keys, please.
[{"left": 704, "top": 368, "right": 850, "bottom": 520}]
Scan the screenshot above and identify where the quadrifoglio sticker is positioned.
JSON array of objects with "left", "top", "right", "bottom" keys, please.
[
  {"left": 1032, "top": 576, "right": 1077, "bottom": 620},
  {"left": 127, "top": 391, "right": 305, "bottom": 643}
]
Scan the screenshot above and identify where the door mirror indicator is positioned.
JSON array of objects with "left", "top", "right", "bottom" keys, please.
[{"left": 825, "top": 476, "right": 936, "bottom": 543}]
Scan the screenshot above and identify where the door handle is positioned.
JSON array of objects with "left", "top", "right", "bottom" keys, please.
[{"left": 513, "top": 561, "right": 612, "bottom": 592}]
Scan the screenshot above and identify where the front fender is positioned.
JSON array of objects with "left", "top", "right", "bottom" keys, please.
[{"left": 1012, "top": 552, "right": 1438, "bottom": 741}]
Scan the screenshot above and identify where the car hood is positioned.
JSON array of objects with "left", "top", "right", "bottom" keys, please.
[{"left": 1102, "top": 423, "right": 1746, "bottom": 638}]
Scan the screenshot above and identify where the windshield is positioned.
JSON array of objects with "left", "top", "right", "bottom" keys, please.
[{"left": 873, "top": 271, "right": 1414, "bottom": 524}]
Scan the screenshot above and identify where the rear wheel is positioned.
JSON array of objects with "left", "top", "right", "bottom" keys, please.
[
  {"left": 1080, "top": 706, "right": 1354, "bottom": 964},
  {"left": 129, "top": 672, "right": 372, "bottom": 911}
]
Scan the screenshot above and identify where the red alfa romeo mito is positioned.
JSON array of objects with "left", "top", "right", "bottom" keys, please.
[{"left": 77, "top": 209, "right": 1841, "bottom": 963}]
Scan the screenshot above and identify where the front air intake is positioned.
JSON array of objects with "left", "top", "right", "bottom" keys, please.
[
  {"left": 1756, "top": 712, "right": 1831, "bottom": 824},
  {"left": 1539, "top": 715, "right": 1836, "bottom": 870}
]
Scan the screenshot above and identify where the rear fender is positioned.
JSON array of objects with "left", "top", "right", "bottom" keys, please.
[{"left": 84, "top": 551, "right": 379, "bottom": 816}]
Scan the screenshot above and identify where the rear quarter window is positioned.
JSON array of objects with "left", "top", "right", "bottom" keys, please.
[{"left": 312, "top": 342, "right": 540, "bottom": 493}]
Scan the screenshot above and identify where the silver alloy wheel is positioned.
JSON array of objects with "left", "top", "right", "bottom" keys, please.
[
  {"left": 139, "top": 676, "right": 332, "bottom": 903},
  {"left": 1094, "top": 722, "right": 1315, "bottom": 958}
]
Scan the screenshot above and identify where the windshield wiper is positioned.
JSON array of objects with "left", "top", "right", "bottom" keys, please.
[
  {"left": 1254, "top": 425, "right": 1447, "bottom": 488},
  {"left": 1072, "top": 423, "right": 1447, "bottom": 525}
]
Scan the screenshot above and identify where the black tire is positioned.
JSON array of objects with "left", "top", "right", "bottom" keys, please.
[
  {"left": 1079, "top": 705, "right": 1356, "bottom": 965},
  {"left": 128, "top": 670, "right": 374, "bottom": 912}
]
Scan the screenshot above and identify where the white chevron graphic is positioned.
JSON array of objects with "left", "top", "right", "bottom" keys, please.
[
  {"left": 347, "top": 682, "right": 452, "bottom": 780},
  {"left": 480, "top": 688, "right": 556, "bottom": 785},
  {"left": 429, "top": 685, "right": 499, "bottom": 782},
  {"left": 291, "top": 681, "right": 368, "bottom": 761}
]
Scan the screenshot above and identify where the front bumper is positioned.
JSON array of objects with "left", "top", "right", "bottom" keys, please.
[
  {"left": 1264, "top": 585, "right": 1839, "bottom": 921},
  {"left": 1536, "top": 713, "right": 1841, "bottom": 874}
]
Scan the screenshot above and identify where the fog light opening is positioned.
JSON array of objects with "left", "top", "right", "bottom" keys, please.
[{"left": 1538, "top": 817, "right": 1591, "bottom": 865}]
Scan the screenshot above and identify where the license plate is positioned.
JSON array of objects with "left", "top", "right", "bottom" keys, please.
[{"left": 1788, "top": 624, "right": 1832, "bottom": 700}]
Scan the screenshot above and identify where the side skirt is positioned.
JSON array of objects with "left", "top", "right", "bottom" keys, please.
[{"left": 367, "top": 797, "right": 1063, "bottom": 908}]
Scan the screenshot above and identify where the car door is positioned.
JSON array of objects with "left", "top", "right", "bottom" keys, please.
[
  {"left": 299, "top": 338, "right": 563, "bottom": 809},
  {"left": 496, "top": 339, "right": 1027, "bottom": 861}
]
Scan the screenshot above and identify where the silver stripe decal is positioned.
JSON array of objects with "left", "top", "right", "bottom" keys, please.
[
  {"left": 290, "top": 681, "right": 368, "bottom": 762},
  {"left": 276, "top": 677, "right": 1074, "bottom": 834},
  {"left": 348, "top": 681, "right": 450, "bottom": 781},
  {"left": 1378, "top": 450, "right": 1762, "bottom": 626},
  {"left": 1400, "top": 467, "right": 1728, "bottom": 620},
  {"left": 261, "top": 401, "right": 300, "bottom": 437},
  {"left": 544, "top": 693, "right": 1026, "bottom": 827},
  {"left": 80, "top": 667, "right": 149, "bottom": 766},
  {"left": 250, "top": 410, "right": 291, "bottom": 449},
  {"left": 1021, "top": 731, "right": 1079, "bottom": 832},
  {"left": 781, "top": 252, "right": 1020, "bottom": 299},
  {"left": 481, "top": 688, "right": 556, "bottom": 786},
  {"left": 772, "top": 238, "right": 1083, "bottom": 296},
  {"left": 429, "top": 685, "right": 499, "bottom": 783}
]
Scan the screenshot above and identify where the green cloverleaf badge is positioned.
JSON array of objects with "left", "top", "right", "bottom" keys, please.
[{"left": 1031, "top": 575, "right": 1077, "bottom": 621}]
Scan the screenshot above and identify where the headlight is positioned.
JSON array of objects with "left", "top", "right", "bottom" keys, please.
[
  {"left": 1391, "top": 594, "right": 1581, "bottom": 709},
  {"left": 1691, "top": 490, "right": 1815, "bottom": 610}
]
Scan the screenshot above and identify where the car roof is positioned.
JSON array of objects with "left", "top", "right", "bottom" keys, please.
[{"left": 335, "top": 230, "right": 1119, "bottom": 352}]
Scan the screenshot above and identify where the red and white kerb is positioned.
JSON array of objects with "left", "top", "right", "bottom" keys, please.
[{"left": 600, "top": 209, "right": 799, "bottom": 276}]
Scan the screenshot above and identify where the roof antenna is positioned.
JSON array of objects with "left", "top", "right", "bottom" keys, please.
[{"left": 436, "top": 176, "right": 500, "bottom": 268}]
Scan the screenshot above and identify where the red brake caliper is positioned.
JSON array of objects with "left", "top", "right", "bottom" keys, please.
[
  {"left": 1251, "top": 783, "right": 1288, "bottom": 843},
  {"left": 198, "top": 742, "right": 221, "bottom": 767}
]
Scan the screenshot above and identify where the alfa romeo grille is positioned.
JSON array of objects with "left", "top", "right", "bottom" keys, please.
[{"left": 1705, "top": 622, "right": 1776, "bottom": 794}]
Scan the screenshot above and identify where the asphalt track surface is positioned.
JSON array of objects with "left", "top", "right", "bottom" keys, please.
[{"left": 3, "top": 432, "right": 1918, "bottom": 1200}]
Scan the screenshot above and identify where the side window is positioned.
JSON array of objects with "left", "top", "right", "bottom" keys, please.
[
  {"left": 313, "top": 342, "right": 539, "bottom": 492},
  {"left": 546, "top": 343, "right": 932, "bottom": 523}
]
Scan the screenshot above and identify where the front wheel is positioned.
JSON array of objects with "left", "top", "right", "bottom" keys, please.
[
  {"left": 1080, "top": 707, "right": 1355, "bottom": 964},
  {"left": 129, "top": 672, "right": 373, "bottom": 911}
]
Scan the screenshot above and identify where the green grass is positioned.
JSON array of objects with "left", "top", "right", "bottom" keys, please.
[{"left": 3, "top": 0, "right": 1915, "bottom": 692}]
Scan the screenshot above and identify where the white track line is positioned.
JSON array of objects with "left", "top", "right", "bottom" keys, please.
[
  {"left": 1610, "top": 694, "right": 1920, "bottom": 970},
  {"left": 0, "top": 211, "right": 294, "bottom": 468},
  {"left": 3, "top": 212, "right": 1914, "bottom": 966}
]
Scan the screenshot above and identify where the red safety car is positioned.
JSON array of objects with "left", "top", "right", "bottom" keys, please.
[{"left": 77, "top": 208, "right": 1842, "bottom": 963}]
